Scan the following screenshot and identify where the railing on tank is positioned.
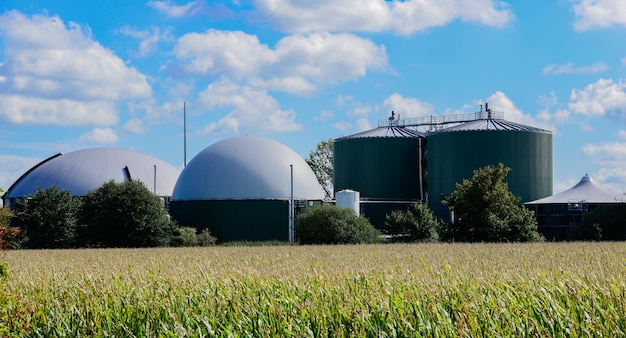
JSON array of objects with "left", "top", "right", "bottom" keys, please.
[{"left": 378, "top": 110, "right": 504, "bottom": 128}]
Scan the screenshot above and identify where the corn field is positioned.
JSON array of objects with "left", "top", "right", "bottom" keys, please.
[{"left": 2, "top": 242, "right": 626, "bottom": 337}]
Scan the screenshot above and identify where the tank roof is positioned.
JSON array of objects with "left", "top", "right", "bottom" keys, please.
[
  {"left": 435, "top": 119, "right": 551, "bottom": 133},
  {"left": 4, "top": 148, "right": 180, "bottom": 198},
  {"left": 337, "top": 126, "right": 423, "bottom": 140},
  {"left": 172, "top": 136, "right": 323, "bottom": 201},
  {"left": 525, "top": 175, "right": 624, "bottom": 205}
]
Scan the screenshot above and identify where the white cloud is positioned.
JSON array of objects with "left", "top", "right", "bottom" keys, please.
[
  {"left": 356, "top": 118, "right": 372, "bottom": 131},
  {"left": 79, "top": 128, "right": 119, "bottom": 144},
  {"left": 618, "top": 130, "right": 626, "bottom": 139},
  {"left": 582, "top": 141, "right": 626, "bottom": 193},
  {"left": 173, "top": 30, "right": 388, "bottom": 90},
  {"left": 382, "top": 93, "right": 434, "bottom": 119},
  {"left": 314, "top": 110, "right": 333, "bottom": 122},
  {"left": 0, "top": 95, "right": 118, "bottom": 126},
  {"left": 196, "top": 78, "right": 302, "bottom": 135},
  {"left": 0, "top": 11, "right": 151, "bottom": 126},
  {"left": 148, "top": 0, "right": 235, "bottom": 19},
  {"left": 123, "top": 118, "right": 148, "bottom": 134},
  {"left": 0, "top": 154, "right": 43, "bottom": 192},
  {"left": 542, "top": 62, "right": 609, "bottom": 75},
  {"left": 118, "top": 26, "right": 174, "bottom": 58},
  {"left": 572, "top": 0, "right": 626, "bottom": 30},
  {"left": 254, "top": 0, "right": 514, "bottom": 35},
  {"left": 569, "top": 78, "right": 626, "bottom": 121},
  {"left": 333, "top": 121, "right": 352, "bottom": 132},
  {"left": 484, "top": 91, "right": 556, "bottom": 132}
]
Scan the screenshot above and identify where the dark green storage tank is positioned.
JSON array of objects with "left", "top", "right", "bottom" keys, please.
[
  {"left": 426, "top": 118, "right": 553, "bottom": 219},
  {"left": 334, "top": 126, "right": 426, "bottom": 228}
]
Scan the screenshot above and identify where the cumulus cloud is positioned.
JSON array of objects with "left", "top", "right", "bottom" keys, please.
[
  {"left": 568, "top": 78, "right": 626, "bottom": 122},
  {"left": 79, "top": 128, "right": 119, "bottom": 144},
  {"left": 582, "top": 141, "right": 626, "bottom": 193},
  {"left": 572, "top": 0, "right": 626, "bottom": 30},
  {"left": 0, "top": 154, "right": 44, "bottom": 191},
  {"left": 254, "top": 0, "right": 514, "bottom": 34},
  {"left": 118, "top": 26, "right": 174, "bottom": 58},
  {"left": 382, "top": 93, "right": 434, "bottom": 119},
  {"left": 0, "top": 11, "right": 152, "bottom": 126},
  {"left": 196, "top": 78, "right": 302, "bottom": 135},
  {"left": 172, "top": 30, "right": 388, "bottom": 92},
  {"left": 148, "top": 0, "right": 236, "bottom": 19},
  {"left": 123, "top": 118, "right": 148, "bottom": 134},
  {"left": 542, "top": 62, "right": 609, "bottom": 75},
  {"left": 484, "top": 91, "right": 556, "bottom": 132}
]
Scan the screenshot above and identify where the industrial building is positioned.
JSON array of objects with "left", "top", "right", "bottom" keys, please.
[
  {"left": 169, "top": 136, "right": 323, "bottom": 242},
  {"left": 525, "top": 174, "right": 624, "bottom": 240},
  {"left": 3, "top": 148, "right": 180, "bottom": 209},
  {"left": 334, "top": 106, "right": 554, "bottom": 227}
]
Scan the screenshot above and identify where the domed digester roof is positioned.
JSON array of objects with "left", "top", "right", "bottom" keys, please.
[
  {"left": 526, "top": 174, "right": 624, "bottom": 205},
  {"left": 4, "top": 148, "right": 180, "bottom": 199},
  {"left": 169, "top": 136, "right": 323, "bottom": 243},
  {"left": 426, "top": 117, "right": 553, "bottom": 218},
  {"left": 172, "top": 136, "right": 323, "bottom": 201}
]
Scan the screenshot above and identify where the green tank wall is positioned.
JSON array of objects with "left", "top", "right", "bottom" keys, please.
[
  {"left": 426, "top": 130, "right": 553, "bottom": 219},
  {"left": 334, "top": 137, "right": 423, "bottom": 200},
  {"left": 170, "top": 200, "right": 290, "bottom": 242}
]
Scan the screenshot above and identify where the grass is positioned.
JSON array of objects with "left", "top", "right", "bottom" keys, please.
[{"left": 1, "top": 242, "right": 626, "bottom": 336}]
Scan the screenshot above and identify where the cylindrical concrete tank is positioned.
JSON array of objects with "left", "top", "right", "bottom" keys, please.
[
  {"left": 334, "top": 126, "right": 426, "bottom": 227},
  {"left": 426, "top": 118, "right": 553, "bottom": 219},
  {"left": 336, "top": 189, "right": 360, "bottom": 215}
]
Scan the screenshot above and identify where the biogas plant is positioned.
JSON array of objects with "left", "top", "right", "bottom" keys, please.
[{"left": 6, "top": 104, "right": 618, "bottom": 242}]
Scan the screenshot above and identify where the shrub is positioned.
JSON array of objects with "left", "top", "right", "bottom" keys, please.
[
  {"left": 11, "top": 186, "right": 82, "bottom": 249},
  {"left": 296, "top": 204, "right": 382, "bottom": 244},
  {"left": 385, "top": 203, "right": 439, "bottom": 242},
  {"left": 171, "top": 226, "right": 199, "bottom": 247},
  {"left": 197, "top": 228, "right": 217, "bottom": 246},
  {"left": 78, "top": 180, "right": 176, "bottom": 248}
]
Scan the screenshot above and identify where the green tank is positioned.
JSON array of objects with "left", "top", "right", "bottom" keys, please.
[
  {"left": 334, "top": 126, "right": 426, "bottom": 227},
  {"left": 426, "top": 118, "right": 553, "bottom": 219}
]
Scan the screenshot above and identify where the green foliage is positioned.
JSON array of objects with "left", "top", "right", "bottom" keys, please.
[
  {"left": 574, "top": 204, "right": 626, "bottom": 240},
  {"left": 12, "top": 186, "right": 82, "bottom": 249},
  {"left": 197, "top": 228, "right": 217, "bottom": 246},
  {"left": 0, "top": 208, "right": 22, "bottom": 250},
  {"left": 296, "top": 204, "right": 381, "bottom": 244},
  {"left": 78, "top": 180, "right": 175, "bottom": 248},
  {"left": 305, "top": 138, "right": 334, "bottom": 200},
  {"left": 442, "top": 164, "right": 543, "bottom": 242},
  {"left": 171, "top": 226, "right": 199, "bottom": 247},
  {"left": 385, "top": 203, "right": 440, "bottom": 242},
  {"left": 0, "top": 261, "right": 8, "bottom": 280}
]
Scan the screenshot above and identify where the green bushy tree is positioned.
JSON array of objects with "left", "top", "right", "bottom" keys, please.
[
  {"left": 442, "top": 164, "right": 543, "bottom": 242},
  {"left": 305, "top": 138, "right": 333, "bottom": 201},
  {"left": 12, "top": 186, "right": 82, "bottom": 249},
  {"left": 385, "top": 203, "right": 439, "bottom": 242},
  {"left": 296, "top": 204, "right": 381, "bottom": 244},
  {"left": 171, "top": 226, "right": 199, "bottom": 247},
  {"left": 79, "top": 180, "right": 175, "bottom": 247},
  {"left": 197, "top": 228, "right": 217, "bottom": 246}
]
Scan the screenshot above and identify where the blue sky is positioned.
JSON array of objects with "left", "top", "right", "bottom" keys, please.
[{"left": 1, "top": 0, "right": 626, "bottom": 196}]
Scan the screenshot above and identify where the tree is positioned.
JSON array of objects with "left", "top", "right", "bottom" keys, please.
[
  {"left": 442, "top": 164, "right": 543, "bottom": 242},
  {"left": 296, "top": 204, "right": 381, "bottom": 244},
  {"left": 0, "top": 207, "right": 21, "bottom": 250},
  {"left": 78, "top": 180, "right": 175, "bottom": 247},
  {"left": 385, "top": 203, "right": 440, "bottom": 242},
  {"left": 305, "top": 139, "right": 333, "bottom": 201},
  {"left": 11, "top": 186, "right": 82, "bottom": 249}
]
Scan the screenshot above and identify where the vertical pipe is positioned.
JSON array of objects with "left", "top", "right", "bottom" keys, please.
[
  {"left": 290, "top": 164, "right": 294, "bottom": 242},
  {"left": 418, "top": 138, "right": 423, "bottom": 201},
  {"left": 183, "top": 101, "right": 187, "bottom": 167},
  {"left": 153, "top": 164, "right": 157, "bottom": 195}
]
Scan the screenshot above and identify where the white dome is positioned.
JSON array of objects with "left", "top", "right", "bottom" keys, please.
[
  {"left": 172, "top": 136, "right": 323, "bottom": 200},
  {"left": 5, "top": 148, "right": 180, "bottom": 198}
]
